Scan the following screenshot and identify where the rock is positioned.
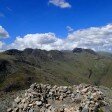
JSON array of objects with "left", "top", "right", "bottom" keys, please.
[
  {"left": 59, "top": 95, "right": 63, "bottom": 100},
  {"left": 35, "top": 101, "right": 42, "bottom": 106},
  {"left": 59, "top": 107, "right": 64, "bottom": 112},
  {"left": 46, "top": 104, "right": 51, "bottom": 108},
  {"left": 12, "top": 102, "right": 17, "bottom": 108},
  {"left": 71, "top": 93, "right": 75, "bottom": 98},
  {"left": 30, "top": 83, "right": 37, "bottom": 90},
  {"left": 14, "top": 97, "right": 21, "bottom": 103},
  {"left": 21, "top": 98, "right": 26, "bottom": 103},
  {"left": 18, "top": 103, "right": 24, "bottom": 109},
  {"left": 63, "top": 86, "right": 68, "bottom": 93},
  {"left": 33, "top": 106, "right": 40, "bottom": 112},
  {"left": 81, "top": 88, "right": 88, "bottom": 93},
  {"left": 7, "top": 108, "right": 12, "bottom": 112},
  {"left": 82, "top": 105, "right": 89, "bottom": 112},
  {"left": 23, "top": 103, "right": 28, "bottom": 110},
  {"left": 29, "top": 109, "right": 34, "bottom": 112},
  {"left": 14, "top": 108, "right": 19, "bottom": 112},
  {"left": 7, "top": 83, "right": 108, "bottom": 112}
]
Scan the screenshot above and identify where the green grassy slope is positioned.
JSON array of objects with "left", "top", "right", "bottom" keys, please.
[{"left": 0, "top": 49, "right": 112, "bottom": 92}]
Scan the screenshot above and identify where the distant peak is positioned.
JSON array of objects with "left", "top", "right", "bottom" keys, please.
[
  {"left": 4, "top": 49, "right": 22, "bottom": 55},
  {"left": 73, "top": 48, "right": 96, "bottom": 55}
]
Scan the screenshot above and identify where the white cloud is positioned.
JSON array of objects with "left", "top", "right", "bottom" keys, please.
[
  {"left": 0, "top": 41, "right": 3, "bottom": 49},
  {"left": 49, "top": 0, "right": 71, "bottom": 8},
  {"left": 0, "top": 41, "right": 6, "bottom": 51},
  {"left": 66, "top": 26, "right": 74, "bottom": 32},
  {"left": 7, "top": 33, "right": 64, "bottom": 50},
  {"left": 67, "top": 24, "right": 112, "bottom": 52},
  {"left": 0, "top": 26, "right": 9, "bottom": 38},
  {"left": 1, "top": 24, "right": 112, "bottom": 52}
]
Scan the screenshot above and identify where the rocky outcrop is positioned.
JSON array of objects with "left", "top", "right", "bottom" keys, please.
[
  {"left": 4, "top": 49, "right": 22, "bottom": 55},
  {"left": 73, "top": 48, "right": 96, "bottom": 55},
  {"left": 7, "top": 83, "right": 109, "bottom": 112}
]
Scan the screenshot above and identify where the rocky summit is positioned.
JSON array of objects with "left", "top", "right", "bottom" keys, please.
[{"left": 7, "top": 83, "right": 110, "bottom": 112}]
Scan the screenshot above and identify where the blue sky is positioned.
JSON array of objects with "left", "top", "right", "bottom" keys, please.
[{"left": 0, "top": 0, "right": 112, "bottom": 51}]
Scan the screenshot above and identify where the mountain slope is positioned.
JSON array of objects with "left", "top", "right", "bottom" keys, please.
[{"left": 0, "top": 48, "right": 112, "bottom": 92}]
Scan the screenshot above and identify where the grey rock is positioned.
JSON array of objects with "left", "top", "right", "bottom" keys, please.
[
  {"left": 7, "top": 108, "right": 12, "bottom": 112},
  {"left": 35, "top": 101, "right": 42, "bottom": 106},
  {"left": 7, "top": 83, "right": 110, "bottom": 112},
  {"left": 82, "top": 105, "right": 89, "bottom": 112},
  {"left": 29, "top": 109, "right": 34, "bottom": 112}
]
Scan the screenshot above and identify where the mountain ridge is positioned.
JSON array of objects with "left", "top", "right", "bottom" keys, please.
[{"left": 0, "top": 48, "right": 112, "bottom": 92}]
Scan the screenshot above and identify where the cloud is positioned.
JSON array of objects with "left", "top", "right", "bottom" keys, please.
[
  {"left": 1, "top": 24, "right": 112, "bottom": 52},
  {"left": 0, "top": 26, "right": 9, "bottom": 38},
  {"left": 66, "top": 26, "right": 74, "bottom": 32},
  {"left": 67, "top": 24, "right": 112, "bottom": 52},
  {"left": 7, "top": 33, "right": 64, "bottom": 50},
  {"left": 0, "top": 41, "right": 6, "bottom": 51},
  {"left": 49, "top": 0, "right": 71, "bottom": 8},
  {"left": 0, "top": 41, "right": 3, "bottom": 49}
]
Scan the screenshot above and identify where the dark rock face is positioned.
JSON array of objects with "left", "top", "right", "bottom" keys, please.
[
  {"left": 4, "top": 49, "right": 22, "bottom": 55},
  {"left": 84, "top": 49, "right": 97, "bottom": 55},
  {"left": 4, "top": 48, "right": 64, "bottom": 61},
  {"left": 0, "top": 59, "right": 12, "bottom": 77},
  {"left": 0, "top": 59, "right": 12, "bottom": 84},
  {"left": 48, "top": 50, "right": 63, "bottom": 60},
  {"left": 73, "top": 48, "right": 84, "bottom": 53},
  {"left": 23, "top": 48, "right": 33, "bottom": 55},
  {"left": 73, "top": 48, "right": 96, "bottom": 55},
  {"left": 0, "top": 60, "right": 10, "bottom": 72}
]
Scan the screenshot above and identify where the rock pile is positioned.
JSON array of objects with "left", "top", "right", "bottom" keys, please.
[{"left": 7, "top": 83, "right": 107, "bottom": 112}]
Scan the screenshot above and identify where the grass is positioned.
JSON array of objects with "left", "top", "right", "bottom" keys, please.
[{"left": 0, "top": 50, "right": 112, "bottom": 91}]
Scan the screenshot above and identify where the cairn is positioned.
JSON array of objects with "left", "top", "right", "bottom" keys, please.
[{"left": 7, "top": 83, "right": 107, "bottom": 112}]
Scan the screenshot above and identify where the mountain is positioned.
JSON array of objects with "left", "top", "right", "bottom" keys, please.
[
  {"left": 0, "top": 48, "right": 112, "bottom": 92},
  {"left": 73, "top": 48, "right": 97, "bottom": 55}
]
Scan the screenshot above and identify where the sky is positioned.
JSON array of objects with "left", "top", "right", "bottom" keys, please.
[{"left": 0, "top": 0, "right": 112, "bottom": 52}]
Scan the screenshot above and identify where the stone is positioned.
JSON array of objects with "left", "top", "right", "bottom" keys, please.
[
  {"left": 30, "top": 83, "right": 37, "bottom": 90},
  {"left": 59, "top": 96, "right": 63, "bottom": 100},
  {"left": 23, "top": 103, "right": 28, "bottom": 110},
  {"left": 63, "top": 86, "right": 68, "bottom": 93},
  {"left": 12, "top": 102, "right": 17, "bottom": 108},
  {"left": 82, "top": 105, "right": 89, "bottom": 112},
  {"left": 21, "top": 98, "right": 26, "bottom": 103},
  {"left": 18, "top": 104, "right": 24, "bottom": 109},
  {"left": 14, "top": 97, "right": 21, "bottom": 103},
  {"left": 33, "top": 106, "right": 40, "bottom": 112},
  {"left": 81, "top": 88, "right": 88, "bottom": 93},
  {"left": 35, "top": 101, "right": 42, "bottom": 106},
  {"left": 71, "top": 93, "right": 75, "bottom": 98},
  {"left": 8, "top": 83, "right": 108, "bottom": 112},
  {"left": 59, "top": 107, "right": 64, "bottom": 112},
  {"left": 7, "top": 108, "right": 12, "bottom": 112},
  {"left": 14, "top": 108, "right": 19, "bottom": 112},
  {"left": 46, "top": 104, "right": 51, "bottom": 108},
  {"left": 29, "top": 109, "right": 34, "bottom": 112}
]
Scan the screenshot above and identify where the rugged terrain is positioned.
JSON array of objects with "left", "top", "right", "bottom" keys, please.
[
  {"left": 0, "top": 48, "right": 112, "bottom": 92},
  {"left": 0, "top": 48, "right": 112, "bottom": 112},
  {"left": 6, "top": 83, "right": 112, "bottom": 112}
]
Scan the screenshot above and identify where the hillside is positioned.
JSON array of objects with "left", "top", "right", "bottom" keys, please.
[{"left": 0, "top": 48, "right": 112, "bottom": 92}]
